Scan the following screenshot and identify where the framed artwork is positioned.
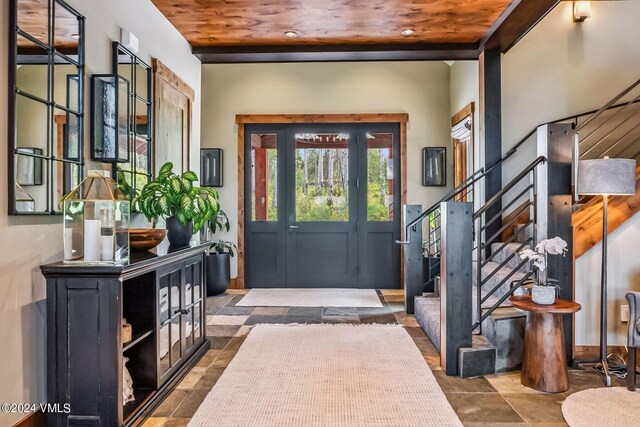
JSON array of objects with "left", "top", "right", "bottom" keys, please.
[
  {"left": 91, "top": 74, "right": 130, "bottom": 162},
  {"left": 422, "top": 147, "right": 446, "bottom": 186},
  {"left": 16, "top": 148, "right": 43, "bottom": 186},
  {"left": 201, "top": 148, "right": 223, "bottom": 187}
]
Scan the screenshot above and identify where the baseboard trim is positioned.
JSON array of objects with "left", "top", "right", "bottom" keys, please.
[
  {"left": 12, "top": 409, "right": 45, "bottom": 427},
  {"left": 574, "top": 345, "right": 628, "bottom": 361}
]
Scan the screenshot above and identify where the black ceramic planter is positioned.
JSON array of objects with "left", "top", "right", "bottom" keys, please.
[
  {"left": 166, "top": 217, "right": 193, "bottom": 246},
  {"left": 206, "top": 253, "right": 230, "bottom": 296}
]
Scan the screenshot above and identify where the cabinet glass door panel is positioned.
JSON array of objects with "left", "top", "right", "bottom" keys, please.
[
  {"left": 183, "top": 257, "right": 203, "bottom": 354},
  {"left": 193, "top": 302, "right": 202, "bottom": 340},
  {"left": 158, "top": 323, "right": 170, "bottom": 376},
  {"left": 169, "top": 270, "right": 182, "bottom": 366}
]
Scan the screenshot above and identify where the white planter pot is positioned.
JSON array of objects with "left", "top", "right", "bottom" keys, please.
[{"left": 531, "top": 285, "right": 556, "bottom": 305}]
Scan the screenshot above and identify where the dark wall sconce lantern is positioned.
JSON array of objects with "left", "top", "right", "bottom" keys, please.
[
  {"left": 422, "top": 147, "right": 446, "bottom": 186},
  {"left": 200, "top": 148, "right": 223, "bottom": 187}
]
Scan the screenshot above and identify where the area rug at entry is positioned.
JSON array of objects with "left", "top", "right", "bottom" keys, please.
[
  {"left": 235, "top": 288, "right": 383, "bottom": 307},
  {"left": 562, "top": 387, "right": 640, "bottom": 426},
  {"left": 188, "top": 324, "right": 462, "bottom": 427}
]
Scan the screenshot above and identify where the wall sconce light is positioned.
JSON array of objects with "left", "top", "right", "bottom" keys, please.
[{"left": 573, "top": 1, "right": 591, "bottom": 22}]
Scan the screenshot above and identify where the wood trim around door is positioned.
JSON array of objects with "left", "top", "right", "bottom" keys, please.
[
  {"left": 234, "top": 113, "right": 409, "bottom": 290},
  {"left": 451, "top": 102, "right": 474, "bottom": 201}
]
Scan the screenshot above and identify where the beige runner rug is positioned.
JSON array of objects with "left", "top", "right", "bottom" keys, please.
[
  {"left": 236, "top": 288, "right": 383, "bottom": 307},
  {"left": 189, "top": 324, "right": 462, "bottom": 427}
]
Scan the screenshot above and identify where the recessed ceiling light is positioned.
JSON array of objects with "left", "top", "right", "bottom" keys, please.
[
  {"left": 401, "top": 29, "right": 415, "bottom": 36},
  {"left": 284, "top": 31, "right": 298, "bottom": 38}
]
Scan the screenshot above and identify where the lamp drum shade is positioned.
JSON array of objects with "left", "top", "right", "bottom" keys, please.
[{"left": 577, "top": 158, "right": 636, "bottom": 196}]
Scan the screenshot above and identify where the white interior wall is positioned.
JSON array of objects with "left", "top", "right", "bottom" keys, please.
[
  {"left": 502, "top": 1, "right": 640, "bottom": 345},
  {"left": 0, "top": 0, "right": 201, "bottom": 424},
  {"left": 200, "top": 61, "right": 453, "bottom": 277}
]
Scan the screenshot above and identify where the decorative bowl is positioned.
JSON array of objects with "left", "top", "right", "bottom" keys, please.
[{"left": 129, "top": 228, "right": 167, "bottom": 251}]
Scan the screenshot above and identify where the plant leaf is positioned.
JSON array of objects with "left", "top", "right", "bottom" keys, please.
[
  {"left": 159, "top": 162, "right": 173, "bottom": 175},
  {"left": 182, "top": 171, "right": 198, "bottom": 182}
]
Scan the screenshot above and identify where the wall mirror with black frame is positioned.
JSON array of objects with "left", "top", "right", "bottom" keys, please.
[
  {"left": 112, "top": 42, "right": 153, "bottom": 202},
  {"left": 8, "top": 0, "right": 85, "bottom": 215}
]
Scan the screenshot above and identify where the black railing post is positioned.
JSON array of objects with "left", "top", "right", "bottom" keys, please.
[
  {"left": 440, "top": 201, "right": 473, "bottom": 375},
  {"left": 404, "top": 204, "right": 423, "bottom": 314},
  {"left": 481, "top": 48, "right": 503, "bottom": 257}
]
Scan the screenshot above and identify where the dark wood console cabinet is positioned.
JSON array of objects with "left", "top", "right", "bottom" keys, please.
[{"left": 41, "top": 242, "right": 210, "bottom": 427}]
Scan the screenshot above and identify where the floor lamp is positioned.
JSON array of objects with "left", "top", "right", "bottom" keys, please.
[{"left": 577, "top": 157, "right": 636, "bottom": 386}]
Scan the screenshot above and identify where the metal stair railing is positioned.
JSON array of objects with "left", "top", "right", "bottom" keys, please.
[{"left": 471, "top": 156, "right": 546, "bottom": 333}]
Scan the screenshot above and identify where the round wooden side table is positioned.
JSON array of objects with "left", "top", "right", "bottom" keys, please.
[{"left": 509, "top": 295, "right": 581, "bottom": 393}]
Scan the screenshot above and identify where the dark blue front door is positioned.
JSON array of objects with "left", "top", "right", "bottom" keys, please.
[{"left": 245, "top": 123, "right": 400, "bottom": 289}]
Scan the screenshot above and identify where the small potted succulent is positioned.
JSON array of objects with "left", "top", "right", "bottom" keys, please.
[
  {"left": 135, "top": 162, "right": 220, "bottom": 246},
  {"left": 519, "top": 236, "right": 568, "bottom": 305},
  {"left": 205, "top": 210, "right": 237, "bottom": 296}
]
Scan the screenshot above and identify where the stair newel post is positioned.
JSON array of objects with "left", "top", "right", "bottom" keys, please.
[
  {"left": 440, "top": 201, "right": 473, "bottom": 375},
  {"left": 403, "top": 205, "right": 423, "bottom": 314},
  {"left": 536, "top": 123, "right": 575, "bottom": 361}
]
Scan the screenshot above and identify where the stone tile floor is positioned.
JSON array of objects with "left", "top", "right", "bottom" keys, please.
[{"left": 144, "top": 289, "right": 624, "bottom": 427}]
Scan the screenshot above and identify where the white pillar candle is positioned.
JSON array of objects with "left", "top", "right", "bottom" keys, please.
[
  {"left": 101, "top": 234, "right": 114, "bottom": 261},
  {"left": 64, "top": 228, "right": 74, "bottom": 260},
  {"left": 83, "top": 219, "right": 101, "bottom": 261}
]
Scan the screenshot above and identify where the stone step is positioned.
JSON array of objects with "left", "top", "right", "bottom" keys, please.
[
  {"left": 490, "top": 242, "right": 532, "bottom": 273},
  {"left": 458, "top": 335, "right": 497, "bottom": 378},
  {"left": 415, "top": 294, "right": 441, "bottom": 351},
  {"left": 414, "top": 296, "right": 527, "bottom": 377},
  {"left": 482, "top": 307, "right": 526, "bottom": 373}
]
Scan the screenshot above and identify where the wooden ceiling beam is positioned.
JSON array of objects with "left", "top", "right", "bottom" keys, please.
[
  {"left": 194, "top": 43, "right": 479, "bottom": 64},
  {"left": 481, "top": 0, "right": 560, "bottom": 53}
]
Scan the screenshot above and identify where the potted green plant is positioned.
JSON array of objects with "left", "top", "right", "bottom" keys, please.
[
  {"left": 518, "top": 236, "right": 568, "bottom": 305},
  {"left": 135, "top": 162, "right": 220, "bottom": 246},
  {"left": 205, "top": 210, "right": 237, "bottom": 296}
]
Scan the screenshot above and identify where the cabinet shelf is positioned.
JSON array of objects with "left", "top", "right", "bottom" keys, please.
[{"left": 123, "top": 329, "right": 154, "bottom": 353}]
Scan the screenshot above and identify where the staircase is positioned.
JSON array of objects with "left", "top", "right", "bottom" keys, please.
[
  {"left": 416, "top": 242, "right": 529, "bottom": 376},
  {"left": 402, "top": 76, "right": 640, "bottom": 379}
]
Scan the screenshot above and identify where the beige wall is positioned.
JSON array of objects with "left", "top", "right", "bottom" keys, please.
[
  {"left": 0, "top": 0, "right": 201, "bottom": 424},
  {"left": 201, "top": 61, "right": 453, "bottom": 277},
  {"left": 501, "top": 1, "right": 640, "bottom": 345},
  {"left": 449, "top": 60, "right": 482, "bottom": 209}
]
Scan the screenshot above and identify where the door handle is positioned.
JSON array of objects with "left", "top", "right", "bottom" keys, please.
[{"left": 289, "top": 225, "right": 299, "bottom": 230}]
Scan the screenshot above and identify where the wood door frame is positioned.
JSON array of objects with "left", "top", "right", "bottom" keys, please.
[
  {"left": 152, "top": 59, "right": 195, "bottom": 173},
  {"left": 451, "top": 102, "right": 474, "bottom": 201},
  {"left": 234, "top": 113, "right": 409, "bottom": 289}
]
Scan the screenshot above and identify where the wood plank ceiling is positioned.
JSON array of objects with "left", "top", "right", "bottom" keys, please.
[
  {"left": 150, "top": 0, "right": 560, "bottom": 62},
  {"left": 151, "top": 0, "right": 513, "bottom": 46}
]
